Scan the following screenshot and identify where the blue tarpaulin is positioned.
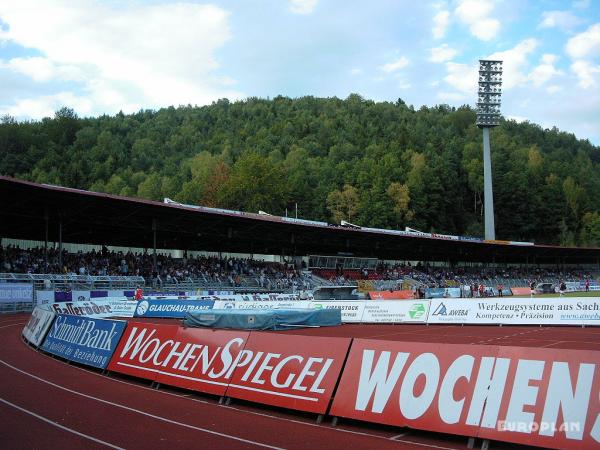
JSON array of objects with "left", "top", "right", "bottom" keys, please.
[{"left": 183, "top": 308, "right": 341, "bottom": 330}]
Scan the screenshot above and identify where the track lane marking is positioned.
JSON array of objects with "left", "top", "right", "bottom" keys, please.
[
  {"left": 0, "top": 359, "right": 284, "bottom": 450},
  {"left": 14, "top": 333, "right": 465, "bottom": 449},
  {"left": 0, "top": 322, "right": 27, "bottom": 329},
  {"left": 390, "top": 431, "right": 410, "bottom": 440},
  {"left": 0, "top": 396, "right": 124, "bottom": 449}
]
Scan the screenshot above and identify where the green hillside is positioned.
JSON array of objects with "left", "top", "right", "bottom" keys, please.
[{"left": 1, "top": 94, "right": 599, "bottom": 246}]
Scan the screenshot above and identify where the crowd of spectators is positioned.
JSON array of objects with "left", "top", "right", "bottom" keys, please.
[
  {"left": 315, "top": 260, "right": 596, "bottom": 290},
  {"left": 0, "top": 245, "right": 312, "bottom": 291},
  {"left": 1, "top": 244, "right": 596, "bottom": 292}
]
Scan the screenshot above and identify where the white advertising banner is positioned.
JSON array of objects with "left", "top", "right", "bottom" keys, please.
[
  {"left": 428, "top": 297, "right": 600, "bottom": 325},
  {"left": 309, "top": 301, "right": 366, "bottom": 322},
  {"left": 360, "top": 300, "right": 429, "bottom": 323},
  {"left": 0, "top": 282, "right": 33, "bottom": 303},
  {"left": 214, "top": 300, "right": 430, "bottom": 323},
  {"left": 49, "top": 298, "right": 137, "bottom": 318},
  {"left": 212, "top": 300, "right": 311, "bottom": 310},
  {"left": 35, "top": 290, "right": 54, "bottom": 305},
  {"left": 22, "top": 306, "right": 56, "bottom": 347},
  {"left": 71, "top": 290, "right": 91, "bottom": 302},
  {"left": 146, "top": 293, "right": 314, "bottom": 302}
]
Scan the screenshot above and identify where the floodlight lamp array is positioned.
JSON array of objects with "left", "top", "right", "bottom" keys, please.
[{"left": 476, "top": 60, "right": 503, "bottom": 128}]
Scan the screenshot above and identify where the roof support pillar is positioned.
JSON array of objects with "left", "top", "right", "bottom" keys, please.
[
  {"left": 44, "top": 207, "right": 49, "bottom": 270},
  {"left": 58, "top": 219, "right": 63, "bottom": 270},
  {"left": 152, "top": 218, "right": 157, "bottom": 271}
]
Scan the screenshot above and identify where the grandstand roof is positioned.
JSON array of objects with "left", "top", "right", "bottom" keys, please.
[{"left": 1, "top": 176, "right": 599, "bottom": 264}]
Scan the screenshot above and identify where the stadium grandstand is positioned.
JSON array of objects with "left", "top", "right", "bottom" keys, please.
[{"left": 1, "top": 175, "right": 599, "bottom": 310}]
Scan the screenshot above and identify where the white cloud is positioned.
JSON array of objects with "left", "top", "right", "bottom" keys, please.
[
  {"left": 429, "top": 44, "right": 458, "bottom": 63},
  {"left": 2, "top": 91, "right": 95, "bottom": 118},
  {"left": 1, "top": 57, "right": 84, "bottom": 82},
  {"left": 455, "top": 0, "right": 500, "bottom": 41},
  {"left": 289, "top": 0, "right": 318, "bottom": 15},
  {"left": 487, "top": 38, "right": 538, "bottom": 89},
  {"left": 380, "top": 56, "right": 410, "bottom": 74},
  {"left": 350, "top": 68, "right": 363, "bottom": 75},
  {"left": 432, "top": 10, "right": 450, "bottom": 39},
  {"left": 0, "top": 0, "right": 242, "bottom": 118},
  {"left": 571, "top": 60, "right": 600, "bottom": 88},
  {"left": 566, "top": 23, "right": 600, "bottom": 59},
  {"left": 443, "top": 62, "right": 477, "bottom": 95},
  {"left": 528, "top": 54, "right": 563, "bottom": 87},
  {"left": 439, "top": 39, "right": 539, "bottom": 102},
  {"left": 539, "top": 11, "right": 583, "bottom": 31}
]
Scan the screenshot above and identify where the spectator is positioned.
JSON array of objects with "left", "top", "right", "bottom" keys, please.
[{"left": 559, "top": 280, "right": 567, "bottom": 296}]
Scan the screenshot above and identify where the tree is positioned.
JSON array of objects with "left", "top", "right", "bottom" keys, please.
[
  {"left": 218, "top": 150, "right": 289, "bottom": 213},
  {"left": 327, "top": 184, "right": 359, "bottom": 223},
  {"left": 137, "top": 173, "right": 163, "bottom": 200},
  {"left": 1, "top": 95, "right": 599, "bottom": 246},
  {"left": 387, "top": 182, "right": 413, "bottom": 226},
  {"left": 580, "top": 212, "right": 600, "bottom": 246}
]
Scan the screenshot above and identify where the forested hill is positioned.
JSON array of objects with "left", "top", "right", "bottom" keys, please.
[{"left": 1, "top": 94, "right": 599, "bottom": 246}]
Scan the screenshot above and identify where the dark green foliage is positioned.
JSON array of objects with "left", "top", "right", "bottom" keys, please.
[{"left": 1, "top": 95, "right": 599, "bottom": 246}]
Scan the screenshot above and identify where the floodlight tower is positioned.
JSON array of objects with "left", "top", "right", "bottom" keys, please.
[{"left": 476, "top": 60, "right": 503, "bottom": 240}]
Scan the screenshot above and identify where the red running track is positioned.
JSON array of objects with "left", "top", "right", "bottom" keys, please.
[{"left": 3, "top": 314, "right": 596, "bottom": 449}]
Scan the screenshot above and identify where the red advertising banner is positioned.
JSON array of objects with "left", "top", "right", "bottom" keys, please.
[
  {"left": 108, "top": 322, "right": 180, "bottom": 383},
  {"left": 108, "top": 322, "right": 250, "bottom": 396},
  {"left": 330, "top": 339, "right": 600, "bottom": 450},
  {"left": 368, "top": 290, "right": 415, "bottom": 300},
  {"left": 477, "top": 345, "right": 600, "bottom": 450},
  {"left": 156, "top": 327, "right": 251, "bottom": 396},
  {"left": 225, "top": 332, "right": 352, "bottom": 414}
]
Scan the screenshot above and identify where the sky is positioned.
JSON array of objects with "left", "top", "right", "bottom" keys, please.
[{"left": 0, "top": 0, "right": 599, "bottom": 144}]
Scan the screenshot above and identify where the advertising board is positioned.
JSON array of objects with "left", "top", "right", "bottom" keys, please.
[
  {"left": 225, "top": 332, "right": 351, "bottom": 414},
  {"left": 41, "top": 315, "right": 127, "bottom": 369},
  {"left": 108, "top": 322, "right": 250, "bottom": 396},
  {"left": 212, "top": 300, "right": 310, "bottom": 310},
  {"left": 427, "top": 298, "right": 600, "bottom": 325},
  {"left": 133, "top": 299, "right": 215, "bottom": 318},
  {"left": 0, "top": 282, "right": 33, "bottom": 303},
  {"left": 360, "top": 300, "right": 429, "bottom": 323},
  {"left": 50, "top": 298, "right": 136, "bottom": 318},
  {"left": 368, "top": 290, "right": 414, "bottom": 300},
  {"left": 144, "top": 293, "right": 312, "bottom": 302},
  {"left": 308, "top": 301, "right": 365, "bottom": 322},
  {"left": 22, "top": 306, "right": 56, "bottom": 347},
  {"left": 330, "top": 339, "right": 600, "bottom": 450}
]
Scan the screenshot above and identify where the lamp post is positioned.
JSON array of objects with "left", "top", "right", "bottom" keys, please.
[{"left": 476, "top": 60, "right": 503, "bottom": 240}]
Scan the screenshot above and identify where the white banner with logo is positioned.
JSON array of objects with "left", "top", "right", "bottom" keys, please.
[
  {"left": 208, "top": 300, "right": 430, "bottom": 323},
  {"left": 145, "top": 293, "right": 313, "bottom": 302},
  {"left": 428, "top": 297, "right": 600, "bottom": 325},
  {"left": 22, "top": 306, "right": 56, "bottom": 347},
  {"left": 360, "top": 300, "right": 429, "bottom": 323},
  {"left": 35, "top": 290, "right": 54, "bottom": 305},
  {"left": 213, "top": 300, "right": 311, "bottom": 310},
  {"left": 309, "top": 301, "right": 366, "bottom": 322},
  {"left": 0, "top": 282, "right": 33, "bottom": 303},
  {"left": 48, "top": 298, "right": 136, "bottom": 318}
]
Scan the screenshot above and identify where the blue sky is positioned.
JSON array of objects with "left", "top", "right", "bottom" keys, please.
[{"left": 1, "top": 0, "right": 599, "bottom": 143}]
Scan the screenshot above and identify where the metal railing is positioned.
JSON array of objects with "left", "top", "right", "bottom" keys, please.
[{"left": 0, "top": 273, "right": 146, "bottom": 291}]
